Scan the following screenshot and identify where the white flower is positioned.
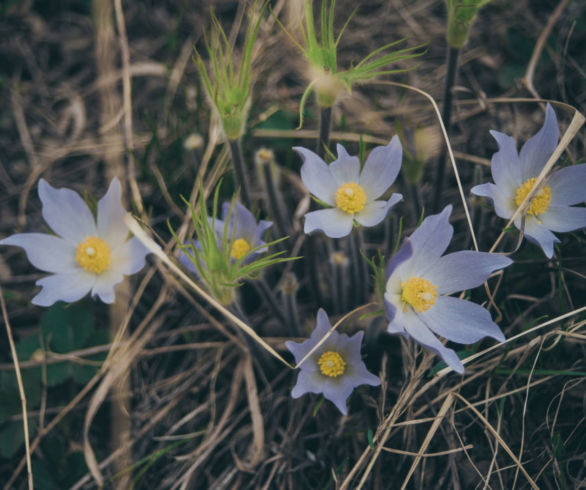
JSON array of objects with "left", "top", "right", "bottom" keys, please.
[
  {"left": 294, "top": 137, "right": 403, "bottom": 238},
  {"left": 1, "top": 178, "right": 150, "bottom": 306}
]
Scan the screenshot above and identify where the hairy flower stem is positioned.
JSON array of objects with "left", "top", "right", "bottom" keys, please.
[
  {"left": 250, "top": 277, "right": 288, "bottom": 326},
  {"left": 228, "top": 138, "right": 252, "bottom": 208},
  {"left": 349, "top": 230, "right": 368, "bottom": 306},
  {"left": 261, "top": 161, "right": 290, "bottom": 238},
  {"left": 316, "top": 106, "right": 333, "bottom": 158},
  {"left": 281, "top": 272, "right": 301, "bottom": 336},
  {"left": 432, "top": 46, "right": 460, "bottom": 213}
]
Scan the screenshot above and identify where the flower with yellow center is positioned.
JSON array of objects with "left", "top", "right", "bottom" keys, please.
[
  {"left": 514, "top": 178, "right": 551, "bottom": 217},
  {"left": 285, "top": 309, "right": 380, "bottom": 415},
  {"left": 76, "top": 236, "right": 111, "bottom": 274},
  {"left": 0, "top": 178, "right": 150, "bottom": 306},
  {"left": 318, "top": 351, "right": 346, "bottom": 377},
  {"left": 230, "top": 238, "right": 251, "bottom": 260},
  {"left": 295, "top": 137, "right": 403, "bottom": 238},
  {"left": 472, "top": 104, "right": 586, "bottom": 258},
  {"left": 401, "top": 277, "right": 437, "bottom": 313},
  {"left": 335, "top": 182, "right": 367, "bottom": 214},
  {"left": 384, "top": 206, "right": 511, "bottom": 374}
]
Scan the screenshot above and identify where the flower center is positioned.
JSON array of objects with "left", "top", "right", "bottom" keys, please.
[
  {"left": 230, "top": 238, "right": 251, "bottom": 260},
  {"left": 335, "top": 182, "right": 367, "bottom": 214},
  {"left": 318, "top": 350, "right": 346, "bottom": 378},
  {"left": 401, "top": 277, "right": 437, "bottom": 313},
  {"left": 515, "top": 178, "right": 551, "bottom": 216},
  {"left": 76, "top": 236, "right": 111, "bottom": 274}
]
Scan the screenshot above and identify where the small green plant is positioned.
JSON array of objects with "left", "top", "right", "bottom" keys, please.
[
  {"left": 445, "top": 0, "right": 492, "bottom": 48},
  {"left": 282, "top": 0, "right": 425, "bottom": 123},
  {"left": 171, "top": 185, "right": 297, "bottom": 306}
]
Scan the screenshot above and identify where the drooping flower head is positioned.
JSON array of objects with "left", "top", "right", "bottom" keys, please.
[
  {"left": 285, "top": 308, "right": 380, "bottom": 415},
  {"left": 384, "top": 206, "right": 512, "bottom": 373},
  {"left": 471, "top": 104, "right": 586, "bottom": 258},
  {"left": 295, "top": 137, "right": 403, "bottom": 238},
  {"left": 0, "top": 178, "right": 150, "bottom": 306}
]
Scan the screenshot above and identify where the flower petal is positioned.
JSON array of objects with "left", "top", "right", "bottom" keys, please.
[
  {"left": 426, "top": 251, "right": 512, "bottom": 295},
  {"left": 295, "top": 147, "right": 336, "bottom": 205},
  {"left": 519, "top": 104, "right": 559, "bottom": 181},
  {"left": 548, "top": 164, "right": 586, "bottom": 206},
  {"left": 0, "top": 233, "right": 77, "bottom": 273},
  {"left": 322, "top": 378, "right": 354, "bottom": 415},
  {"left": 228, "top": 202, "right": 258, "bottom": 242},
  {"left": 111, "top": 237, "right": 150, "bottom": 275},
  {"left": 421, "top": 296, "right": 505, "bottom": 345},
  {"left": 540, "top": 205, "right": 586, "bottom": 233},
  {"left": 523, "top": 217, "right": 560, "bottom": 258},
  {"left": 401, "top": 311, "right": 464, "bottom": 374},
  {"left": 304, "top": 208, "right": 354, "bottom": 238},
  {"left": 385, "top": 239, "right": 414, "bottom": 281},
  {"left": 471, "top": 183, "right": 515, "bottom": 219},
  {"left": 405, "top": 205, "right": 454, "bottom": 276},
  {"left": 97, "top": 178, "right": 129, "bottom": 248},
  {"left": 38, "top": 179, "right": 97, "bottom": 243},
  {"left": 291, "top": 369, "right": 324, "bottom": 398},
  {"left": 354, "top": 194, "right": 401, "bottom": 227},
  {"left": 489, "top": 130, "right": 522, "bottom": 192},
  {"left": 359, "top": 136, "right": 402, "bottom": 200},
  {"left": 32, "top": 272, "right": 95, "bottom": 306},
  {"left": 91, "top": 269, "right": 123, "bottom": 303},
  {"left": 329, "top": 144, "right": 360, "bottom": 185}
]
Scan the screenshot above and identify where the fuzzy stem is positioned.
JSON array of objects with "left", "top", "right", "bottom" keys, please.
[
  {"left": 316, "top": 106, "right": 333, "bottom": 158},
  {"left": 261, "top": 161, "right": 290, "bottom": 237},
  {"left": 228, "top": 138, "right": 252, "bottom": 208},
  {"left": 281, "top": 272, "right": 301, "bottom": 336},
  {"left": 431, "top": 46, "right": 460, "bottom": 213}
]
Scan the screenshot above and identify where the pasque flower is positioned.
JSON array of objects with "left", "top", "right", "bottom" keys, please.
[
  {"left": 295, "top": 137, "right": 403, "bottom": 238},
  {"left": 180, "top": 201, "right": 273, "bottom": 274},
  {"left": 285, "top": 308, "right": 380, "bottom": 415},
  {"left": 471, "top": 104, "right": 586, "bottom": 258},
  {"left": 0, "top": 178, "right": 150, "bottom": 306},
  {"left": 384, "top": 206, "right": 511, "bottom": 373}
]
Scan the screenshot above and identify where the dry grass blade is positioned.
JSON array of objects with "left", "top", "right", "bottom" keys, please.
[
  {"left": 453, "top": 393, "right": 539, "bottom": 489},
  {"left": 399, "top": 393, "right": 454, "bottom": 490},
  {"left": 0, "top": 286, "right": 34, "bottom": 490}
]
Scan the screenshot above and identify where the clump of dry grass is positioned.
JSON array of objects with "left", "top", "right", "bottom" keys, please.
[{"left": 0, "top": 0, "right": 585, "bottom": 489}]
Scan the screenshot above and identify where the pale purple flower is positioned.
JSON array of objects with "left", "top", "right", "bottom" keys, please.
[
  {"left": 0, "top": 178, "right": 149, "bottom": 306},
  {"left": 180, "top": 201, "right": 272, "bottom": 273},
  {"left": 285, "top": 308, "right": 380, "bottom": 415},
  {"left": 294, "top": 137, "right": 403, "bottom": 238},
  {"left": 384, "top": 206, "right": 512, "bottom": 373},
  {"left": 471, "top": 104, "right": 586, "bottom": 258}
]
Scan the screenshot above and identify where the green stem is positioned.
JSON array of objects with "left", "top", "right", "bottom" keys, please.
[
  {"left": 228, "top": 138, "right": 252, "bottom": 208},
  {"left": 261, "top": 161, "right": 290, "bottom": 237},
  {"left": 432, "top": 46, "right": 460, "bottom": 213},
  {"left": 317, "top": 106, "right": 333, "bottom": 159}
]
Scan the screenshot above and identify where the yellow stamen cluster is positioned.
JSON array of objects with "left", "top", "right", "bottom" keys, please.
[
  {"left": 230, "top": 238, "right": 251, "bottom": 260},
  {"left": 318, "top": 350, "right": 346, "bottom": 378},
  {"left": 76, "top": 236, "right": 111, "bottom": 274},
  {"left": 317, "top": 350, "right": 346, "bottom": 378},
  {"left": 515, "top": 178, "right": 551, "bottom": 217},
  {"left": 401, "top": 276, "right": 438, "bottom": 313},
  {"left": 335, "top": 182, "right": 366, "bottom": 214}
]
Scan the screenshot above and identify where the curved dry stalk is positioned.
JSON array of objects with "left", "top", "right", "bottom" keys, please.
[{"left": 0, "top": 286, "right": 34, "bottom": 490}]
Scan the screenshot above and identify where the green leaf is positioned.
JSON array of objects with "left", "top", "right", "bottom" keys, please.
[{"left": 0, "top": 418, "right": 37, "bottom": 459}]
